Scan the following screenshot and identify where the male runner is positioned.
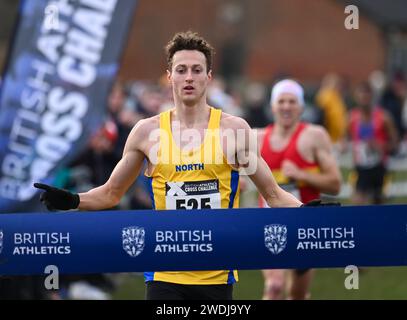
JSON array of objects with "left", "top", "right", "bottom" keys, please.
[
  {"left": 35, "top": 32, "right": 306, "bottom": 300},
  {"left": 258, "top": 79, "right": 342, "bottom": 300},
  {"left": 349, "top": 82, "right": 398, "bottom": 205}
]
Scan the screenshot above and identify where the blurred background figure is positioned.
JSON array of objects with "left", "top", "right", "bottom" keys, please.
[
  {"left": 258, "top": 79, "right": 341, "bottom": 300},
  {"left": 315, "top": 74, "right": 348, "bottom": 146},
  {"left": 242, "top": 81, "right": 270, "bottom": 128},
  {"left": 380, "top": 71, "right": 407, "bottom": 147},
  {"left": 207, "top": 77, "right": 243, "bottom": 116},
  {"left": 349, "top": 82, "right": 398, "bottom": 205}
]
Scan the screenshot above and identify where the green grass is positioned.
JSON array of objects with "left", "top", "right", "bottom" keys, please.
[
  {"left": 310, "top": 267, "right": 407, "bottom": 299},
  {"left": 112, "top": 267, "right": 407, "bottom": 300},
  {"left": 112, "top": 273, "right": 145, "bottom": 300}
]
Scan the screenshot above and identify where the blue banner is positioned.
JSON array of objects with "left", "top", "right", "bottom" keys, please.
[
  {"left": 0, "top": 0, "right": 137, "bottom": 213},
  {"left": 0, "top": 205, "right": 406, "bottom": 276}
]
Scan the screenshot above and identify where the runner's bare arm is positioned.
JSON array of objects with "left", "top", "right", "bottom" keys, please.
[
  {"left": 251, "top": 156, "right": 303, "bottom": 207},
  {"left": 293, "top": 126, "right": 341, "bottom": 195},
  {"left": 78, "top": 119, "right": 150, "bottom": 210}
]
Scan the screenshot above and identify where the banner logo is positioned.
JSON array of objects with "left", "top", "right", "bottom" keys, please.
[
  {"left": 264, "top": 224, "right": 287, "bottom": 255},
  {"left": 122, "top": 226, "right": 145, "bottom": 257}
]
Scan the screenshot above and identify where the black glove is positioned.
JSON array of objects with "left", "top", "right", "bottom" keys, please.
[
  {"left": 301, "top": 199, "right": 341, "bottom": 207},
  {"left": 34, "top": 183, "right": 80, "bottom": 211}
]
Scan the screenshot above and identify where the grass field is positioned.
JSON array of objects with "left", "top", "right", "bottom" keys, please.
[{"left": 112, "top": 267, "right": 407, "bottom": 300}]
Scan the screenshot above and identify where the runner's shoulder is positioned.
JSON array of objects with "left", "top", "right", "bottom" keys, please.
[
  {"left": 220, "top": 111, "right": 251, "bottom": 131},
  {"left": 303, "top": 123, "right": 332, "bottom": 146},
  {"left": 128, "top": 115, "right": 160, "bottom": 143},
  {"left": 304, "top": 123, "right": 329, "bottom": 139}
]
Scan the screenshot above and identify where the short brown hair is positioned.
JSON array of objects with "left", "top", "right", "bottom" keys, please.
[{"left": 165, "top": 31, "right": 215, "bottom": 73}]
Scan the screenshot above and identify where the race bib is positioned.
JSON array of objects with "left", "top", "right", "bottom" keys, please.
[
  {"left": 165, "top": 179, "right": 221, "bottom": 210},
  {"left": 354, "top": 142, "right": 382, "bottom": 168}
]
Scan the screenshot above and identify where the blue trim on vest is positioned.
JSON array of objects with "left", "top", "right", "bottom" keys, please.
[
  {"left": 144, "top": 271, "right": 155, "bottom": 282},
  {"left": 228, "top": 170, "right": 239, "bottom": 208},
  {"left": 147, "top": 177, "right": 155, "bottom": 209},
  {"left": 227, "top": 270, "right": 236, "bottom": 284}
]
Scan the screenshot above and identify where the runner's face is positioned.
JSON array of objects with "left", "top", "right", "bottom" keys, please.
[
  {"left": 168, "top": 50, "right": 212, "bottom": 106},
  {"left": 272, "top": 93, "right": 302, "bottom": 128}
]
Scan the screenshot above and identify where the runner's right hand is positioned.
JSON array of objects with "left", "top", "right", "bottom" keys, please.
[{"left": 33, "top": 183, "right": 80, "bottom": 211}]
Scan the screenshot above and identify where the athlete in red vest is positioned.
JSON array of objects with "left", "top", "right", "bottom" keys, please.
[
  {"left": 257, "top": 79, "right": 342, "bottom": 300},
  {"left": 349, "top": 82, "right": 398, "bottom": 205}
]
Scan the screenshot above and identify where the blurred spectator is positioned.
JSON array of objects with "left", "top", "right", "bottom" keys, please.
[
  {"left": 122, "top": 81, "right": 164, "bottom": 127},
  {"left": 158, "top": 73, "right": 175, "bottom": 112},
  {"left": 243, "top": 81, "right": 270, "bottom": 128},
  {"left": 315, "top": 74, "right": 348, "bottom": 144},
  {"left": 368, "top": 70, "right": 387, "bottom": 104},
  {"left": 108, "top": 81, "right": 126, "bottom": 115},
  {"left": 207, "top": 77, "right": 242, "bottom": 116},
  {"left": 349, "top": 82, "right": 398, "bottom": 205},
  {"left": 120, "top": 82, "right": 160, "bottom": 210},
  {"left": 129, "top": 162, "right": 153, "bottom": 210},
  {"left": 380, "top": 71, "right": 407, "bottom": 142},
  {"left": 301, "top": 103, "right": 324, "bottom": 126},
  {"left": 68, "top": 120, "right": 120, "bottom": 190}
]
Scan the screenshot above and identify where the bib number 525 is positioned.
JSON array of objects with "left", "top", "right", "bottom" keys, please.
[{"left": 176, "top": 198, "right": 211, "bottom": 209}]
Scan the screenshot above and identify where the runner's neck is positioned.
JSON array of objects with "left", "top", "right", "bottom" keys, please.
[
  {"left": 274, "top": 122, "right": 300, "bottom": 139},
  {"left": 172, "top": 103, "right": 211, "bottom": 128}
]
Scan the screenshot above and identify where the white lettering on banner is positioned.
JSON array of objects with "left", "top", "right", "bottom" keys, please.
[
  {"left": 0, "top": 0, "right": 119, "bottom": 201},
  {"left": 21, "top": 88, "right": 47, "bottom": 113},
  {"left": 12, "top": 232, "right": 71, "bottom": 256},
  {"left": 81, "top": 0, "right": 118, "bottom": 12},
  {"left": 58, "top": 53, "right": 96, "bottom": 87},
  {"left": 154, "top": 230, "right": 213, "bottom": 253},
  {"left": 52, "top": 0, "right": 74, "bottom": 17},
  {"left": 296, "top": 227, "right": 356, "bottom": 250},
  {"left": 38, "top": 35, "right": 65, "bottom": 64},
  {"left": 47, "top": 87, "right": 87, "bottom": 117},
  {"left": 65, "top": 28, "right": 103, "bottom": 64},
  {"left": 58, "top": 1, "right": 116, "bottom": 87},
  {"left": 73, "top": 8, "right": 111, "bottom": 39},
  {"left": 156, "top": 230, "right": 212, "bottom": 242}
]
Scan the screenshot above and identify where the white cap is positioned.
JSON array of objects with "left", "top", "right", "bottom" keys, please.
[{"left": 270, "top": 79, "right": 304, "bottom": 107}]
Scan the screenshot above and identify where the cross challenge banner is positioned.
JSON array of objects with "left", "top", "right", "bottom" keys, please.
[
  {"left": 0, "top": 205, "right": 406, "bottom": 276},
  {"left": 0, "top": 0, "right": 137, "bottom": 213}
]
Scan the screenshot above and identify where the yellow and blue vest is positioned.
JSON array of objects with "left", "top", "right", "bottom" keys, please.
[{"left": 145, "top": 107, "right": 239, "bottom": 285}]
